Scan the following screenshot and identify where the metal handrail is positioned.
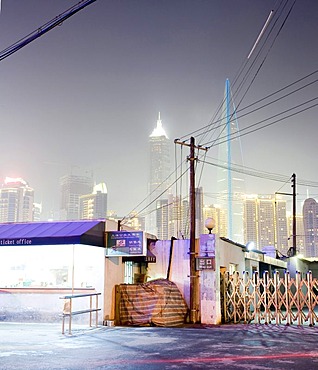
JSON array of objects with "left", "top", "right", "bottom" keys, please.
[{"left": 60, "top": 292, "right": 101, "bottom": 334}]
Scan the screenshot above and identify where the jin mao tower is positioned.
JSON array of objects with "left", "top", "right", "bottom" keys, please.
[{"left": 147, "top": 112, "right": 171, "bottom": 237}]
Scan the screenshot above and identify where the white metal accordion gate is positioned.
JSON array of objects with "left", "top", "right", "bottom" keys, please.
[{"left": 222, "top": 271, "right": 318, "bottom": 326}]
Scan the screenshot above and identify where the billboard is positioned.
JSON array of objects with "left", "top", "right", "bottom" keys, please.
[{"left": 105, "top": 231, "right": 145, "bottom": 257}]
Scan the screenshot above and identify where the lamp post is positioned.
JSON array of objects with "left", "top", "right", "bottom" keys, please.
[{"left": 205, "top": 218, "right": 215, "bottom": 234}]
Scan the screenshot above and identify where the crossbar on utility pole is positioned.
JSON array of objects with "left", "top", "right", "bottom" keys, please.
[{"left": 174, "top": 137, "right": 208, "bottom": 323}]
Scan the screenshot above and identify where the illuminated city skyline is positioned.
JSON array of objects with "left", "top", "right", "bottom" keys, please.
[
  {"left": 0, "top": 173, "right": 315, "bottom": 256},
  {"left": 0, "top": 1, "right": 317, "bottom": 232}
]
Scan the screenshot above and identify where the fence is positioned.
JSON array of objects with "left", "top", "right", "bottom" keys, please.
[{"left": 222, "top": 271, "right": 318, "bottom": 326}]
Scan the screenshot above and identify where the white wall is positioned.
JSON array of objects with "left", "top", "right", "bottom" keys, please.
[
  {"left": 147, "top": 238, "right": 222, "bottom": 325},
  {"left": 103, "top": 256, "right": 124, "bottom": 321},
  {"left": 147, "top": 239, "right": 190, "bottom": 306},
  {"left": 219, "top": 239, "right": 246, "bottom": 273}
]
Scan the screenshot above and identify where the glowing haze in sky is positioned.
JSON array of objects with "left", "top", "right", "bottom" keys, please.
[{"left": 0, "top": 0, "right": 317, "bottom": 219}]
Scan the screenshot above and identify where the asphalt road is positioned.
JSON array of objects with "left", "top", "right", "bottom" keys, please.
[{"left": 1, "top": 322, "right": 318, "bottom": 369}]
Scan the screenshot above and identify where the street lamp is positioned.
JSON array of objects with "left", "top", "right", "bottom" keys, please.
[
  {"left": 246, "top": 241, "right": 255, "bottom": 251},
  {"left": 205, "top": 218, "right": 216, "bottom": 234}
]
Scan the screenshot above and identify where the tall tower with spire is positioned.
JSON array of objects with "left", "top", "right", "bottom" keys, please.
[
  {"left": 147, "top": 112, "right": 171, "bottom": 237},
  {"left": 217, "top": 79, "right": 245, "bottom": 243}
]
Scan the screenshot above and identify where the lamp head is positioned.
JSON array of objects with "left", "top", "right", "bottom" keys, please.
[
  {"left": 205, "top": 218, "right": 216, "bottom": 234},
  {"left": 246, "top": 241, "right": 255, "bottom": 251}
]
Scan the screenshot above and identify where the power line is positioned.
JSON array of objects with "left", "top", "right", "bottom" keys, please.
[
  {"left": 178, "top": 68, "right": 318, "bottom": 144},
  {"left": 120, "top": 164, "right": 190, "bottom": 224},
  {"left": 202, "top": 97, "right": 318, "bottom": 148},
  {"left": 201, "top": 156, "right": 318, "bottom": 188},
  {"left": 178, "top": 0, "right": 296, "bottom": 144},
  {"left": 0, "top": 0, "right": 97, "bottom": 62},
  {"left": 122, "top": 1, "right": 302, "bottom": 221}
]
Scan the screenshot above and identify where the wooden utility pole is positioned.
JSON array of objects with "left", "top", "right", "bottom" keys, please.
[
  {"left": 174, "top": 136, "right": 207, "bottom": 323},
  {"left": 189, "top": 137, "right": 196, "bottom": 323}
]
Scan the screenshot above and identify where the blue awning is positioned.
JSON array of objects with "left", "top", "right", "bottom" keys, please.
[{"left": 0, "top": 220, "right": 105, "bottom": 247}]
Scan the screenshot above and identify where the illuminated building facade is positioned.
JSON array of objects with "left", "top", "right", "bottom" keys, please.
[
  {"left": 80, "top": 182, "right": 108, "bottom": 220},
  {"left": 33, "top": 202, "right": 42, "bottom": 222},
  {"left": 156, "top": 198, "right": 169, "bottom": 240},
  {"left": 303, "top": 198, "right": 318, "bottom": 257},
  {"left": 0, "top": 177, "right": 34, "bottom": 222},
  {"left": 123, "top": 212, "right": 145, "bottom": 231},
  {"left": 195, "top": 187, "right": 204, "bottom": 238},
  {"left": 59, "top": 174, "right": 93, "bottom": 220},
  {"left": 147, "top": 112, "right": 171, "bottom": 237},
  {"left": 107, "top": 210, "right": 145, "bottom": 231},
  {"left": 243, "top": 195, "right": 288, "bottom": 254},
  {"left": 203, "top": 204, "right": 227, "bottom": 237},
  {"left": 287, "top": 213, "right": 304, "bottom": 256},
  {"left": 274, "top": 198, "right": 289, "bottom": 254}
]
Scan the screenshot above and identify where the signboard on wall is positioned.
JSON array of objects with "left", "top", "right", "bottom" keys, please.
[
  {"left": 105, "top": 231, "right": 145, "bottom": 257},
  {"left": 199, "top": 233, "right": 215, "bottom": 257},
  {"left": 196, "top": 257, "right": 215, "bottom": 271}
]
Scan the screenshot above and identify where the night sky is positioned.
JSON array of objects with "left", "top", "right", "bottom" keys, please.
[{"left": 0, "top": 0, "right": 317, "bottom": 218}]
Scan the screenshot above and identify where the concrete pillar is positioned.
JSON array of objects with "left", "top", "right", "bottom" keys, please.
[{"left": 199, "top": 235, "right": 222, "bottom": 324}]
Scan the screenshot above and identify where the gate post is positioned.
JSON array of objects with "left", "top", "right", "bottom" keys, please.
[
  {"left": 307, "top": 271, "right": 314, "bottom": 327},
  {"left": 285, "top": 271, "right": 291, "bottom": 325},
  {"left": 253, "top": 271, "right": 260, "bottom": 324},
  {"left": 263, "top": 271, "right": 269, "bottom": 324},
  {"left": 243, "top": 271, "right": 248, "bottom": 324},
  {"left": 296, "top": 271, "right": 302, "bottom": 326},
  {"left": 233, "top": 271, "right": 239, "bottom": 324},
  {"left": 274, "top": 270, "right": 280, "bottom": 325}
]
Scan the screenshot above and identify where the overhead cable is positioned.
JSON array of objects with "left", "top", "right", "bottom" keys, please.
[
  {"left": 0, "top": 0, "right": 97, "bottom": 62},
  {"left": 201, "top": 157, "right": 318, "bottom": 188},
  {"left": 202, "top": 97, "right": 318, "bottom": 148}
]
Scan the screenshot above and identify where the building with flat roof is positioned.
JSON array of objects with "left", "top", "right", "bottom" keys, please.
[
  {"left": 0, "top": 177, "right": 34, "bottom": 222},
  {"left": 80, "top": 182, "right": 108, "bottom": 220},
  {"left": 60, "top": 174, "right": 93, "bottom": 220},
  {"left": 303, "top": 198, "right": 318, "bottom": 257}
]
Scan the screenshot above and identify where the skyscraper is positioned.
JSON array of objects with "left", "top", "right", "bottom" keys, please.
[
  {"left": 274, "top": 197, "right": 289, "bottom": 255},
  {"left": 243, "top": 195, "right": 258, "bottom": 244},
  {"left": 287, "top": 213, "right": 304, "bottom": 256},
  {"left": 33, "top": 202, "right": 42, "bottom": 222},
  {"left": 203, "top": 203, "right": 227, "bottom": 237},
  {"left": 195, "top": 187, "right": 204, "bottom": 237},
  {"left": 0, "top": 177, "right": 34, "bottom": 222},
  {"left": 243, "top": 194, "right": 288, "bottom": 253},
  {"left": 303, "top": 198, "right": 318, "bottom": 257},
  {"left": 147, "top": 112, "right": 171, "bottom": 237},
  {"left": 80, "top": 182, "right": 108, "bottom": 220},
  {"left": 60, "top": 174, "right": 93, "bottom": 220},
  {"left": 174, "top": 196, "right": 190, "bottom": 239},
  {"left": 156, "top": 198, "right": 169, "bottom": 240}
]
